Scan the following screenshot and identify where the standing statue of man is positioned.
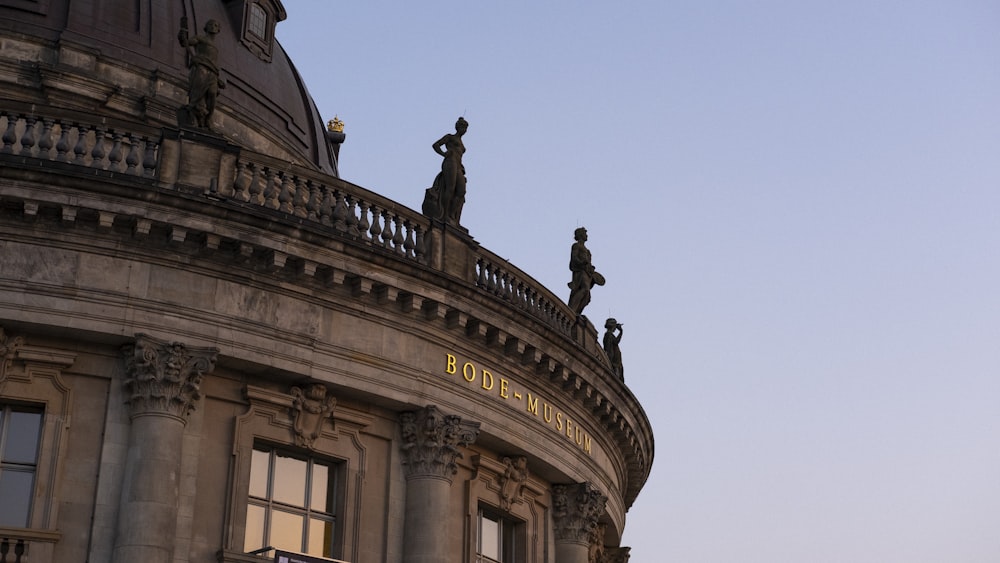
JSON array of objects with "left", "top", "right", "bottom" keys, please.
[
  {"left": 567, "top": 227, "right": 604, "bottom": 316},
  {"left": 603, "top": 318, "right": 624, "bottom": 380},
  {"left": 422, "top": 117, "right": 468, "bottom": 225},
  {"left": 177, "top": 17, "right": 225, "bottom": 129}
]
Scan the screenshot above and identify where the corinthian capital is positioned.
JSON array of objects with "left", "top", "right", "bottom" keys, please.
[
  {"left": 602, "top": 546, "right": 631, "bottom": 563},
  {"left": 122, "top": 333, "right": 218, "bottom": 421},
  {"left": 552, "top": 482, "right": 607, "bottom": 544},
  {"left": 399, "top": 405, "right": 480, "bottom": 480}
]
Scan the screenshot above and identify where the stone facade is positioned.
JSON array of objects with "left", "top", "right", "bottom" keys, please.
[{"left": 0, "top": 2, "right": 653, "bottom": 562}]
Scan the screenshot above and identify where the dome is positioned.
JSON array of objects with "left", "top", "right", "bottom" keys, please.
[{"left": 0, "top": 0, "right": 339, "bottom": 175}]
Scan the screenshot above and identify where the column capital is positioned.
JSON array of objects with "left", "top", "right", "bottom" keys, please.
[
  {"left": 122, "top": 333, "right": 218, "bottom": 421},
  {"left": 399, "top": 405, "right": 480, "bottom": 480},
  {"left": 601, "top": 546, "right": 631, "bottom": 563},
  {"left": 552, "top": 482, "right": 607, "bottom": 545}
]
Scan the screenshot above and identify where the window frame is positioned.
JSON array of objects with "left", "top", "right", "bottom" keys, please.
[
  {"left": 0, "top": 403, "right": 44, "bottom": 528},
  {"left": 477, "top": 505, "right": 524, "bottom": 563}
]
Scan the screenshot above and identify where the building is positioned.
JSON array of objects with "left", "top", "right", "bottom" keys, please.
[{"left": 0, "top": 2, "right": 653, "bottom": 562}]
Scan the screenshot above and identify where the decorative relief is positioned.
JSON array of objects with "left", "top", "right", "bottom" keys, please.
[
  {"left": 589, "top": 522, "right": 607, "bottom": 563},
  {"left": 122, "top": 333, "right": 218, "bottom": 420},
  {"left": 601, "top": 547, "right": 631, "bottom": 563},
  {"left": 290, "top": 383, "right": 336, "bottom": 448},
  {"left": 552, "top": 482, "right": 607, "bottom": 544},
  {"left": 498, "top": 455, "right": 529, "bottom": 511},
  {"left": 0, "top": 327, "right": 25, "bottom": 377},
  {"left": 399, "top": 405, "right": 480, "bottom": 480}
]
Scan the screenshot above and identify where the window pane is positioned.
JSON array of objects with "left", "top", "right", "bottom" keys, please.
[
  {"left": 3, "top": 410, "right": 42, "bottom": 464},
  {"left": 243, "top": 504, "right": 266, "bottom": 553},
  {"left": 479, "top": 513, "right": 499, "bottom": 558},
  {"left": 249, "top": 448, "right": 269, "bottom": 499},
  {"left": 272, "top": 453, "right": 307, "bottom": 507},
  {"left": 0, "top": 469, "right": 34, "bottom": 527},
  {"left": 269, "top": 510, "right": 305, "bottom": 553},
  {"left": 310, "top": 462, "right": 330, "bottom": 512},
  {"left": 308, "top": 517, "right": 334, "bottom": 557}
]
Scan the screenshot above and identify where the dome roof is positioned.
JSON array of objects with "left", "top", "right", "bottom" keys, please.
[{"left": 0, "top": 0, "right": 339, "bottom": 175}]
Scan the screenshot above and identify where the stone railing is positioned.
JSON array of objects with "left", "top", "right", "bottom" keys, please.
[
  {"left": 0, "top": 110, "right": 160, "bottom": 178},
  {"left": 224, "top": 152, "right": 430, "bottom": 264},
  {"left": 474, "top": 248, "right": 574, "bottom": 335},
  {"left": 0, "top": 538, "right": 23, "bottom": 563}
]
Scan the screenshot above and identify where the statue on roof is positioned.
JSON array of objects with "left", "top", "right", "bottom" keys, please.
[
  {"left": 422, "top": 117, "right": 468, "bottom": 226},
  {"left": 567, "top": 227, "right": 604, "bottom": 316},
  {"left": 603, "top": 318, "right": 624, "bottom": 380},
  {"left": 177, "top": 17, "right": 226, "bottom": 130}
]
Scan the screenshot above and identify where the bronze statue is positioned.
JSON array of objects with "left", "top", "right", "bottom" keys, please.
[
  {"left": 177, "top": 17, "right": 225, "bottom": 129},
  {"left": 422, "top": 117, "right": 468, "bottom": 225},
  {"left": 567, "top": 227, "right": 604, "bottom": 316},
  {"left": 603, "top": 318, "right": 623, "bottom": 380}
]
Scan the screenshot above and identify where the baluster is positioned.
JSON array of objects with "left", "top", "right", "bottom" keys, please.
[
  {"left": 486, "top": 263, "right": 497, "bottom": 293},
  {"left": 345, "top": 196, "right": 360, "bottom": 237},
  {"left": 332, "top": 190, "right": 348, "bottom": 232},
  {"left": 476, "top": 258, "right": 487, "bottom": 287},
  {"left": 12, "top": 540, "right": 23, "bottom": 563},
  {"left": 125, "top": 134, "right": 141, "bottom": 174},
  {"left": 1, "top": 536, "right": 9, "bottom": 563},
  {"left": 263, "top": 168, "right": 280, "bottom": 209},
  {"left": 90, "top": 125, "right": 107, "bottom": 168},
  {"left": 292, "top": 176, "right": 309, "bottom": 218},
  {"left": 232, "top": 160, "right": 249, "bottom": 201},
  {"left": 403, "top": 220, "right": 415, "bottom": 257},
  {"left": 37, "top": 117, "right": 55, "bottom": 159},
  {"left": 357, "top": 201, "right": 371, "bottom": 241},
  {"left": 18, "top": 116, "right": 36, "bottom": 156},
  {"left": 414, "top": 224, "right": 426, "bottom": 263},
  {"left": 368, "top": 205, "right": 382, "bottom": 241},
  {"left": 319, "top": 186, "right": 334, "bottom": 226},
  {"left": 306, "top": 181, "right": 321, "bottom": 221},
  {"left": 141, "top": 137, "right": 158, "bottom": 177},
  {"left": 391, "top": 214, "right": 405, "bottom": 254},
  {"left": 73, "top": 124, "right": 90, "bottom": 164},
  {"left": 2, "top": 112, "right": 19, "bottom": 153},
  {"left": 379, "top": 211, "right": 393, "bottom": 247},
  {"left": 277, "top": 171, "right": 293, "bottom": 213},
  {"left": 107, "top": 131, "right": 124, "bottom": 171},
  {"left": 247, "top": 163, "right": 263, "bottom": 205},
  {"left": 55, "top": 120, "right": 71, "bottom": 162}
]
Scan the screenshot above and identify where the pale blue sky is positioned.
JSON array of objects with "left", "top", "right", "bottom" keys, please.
[{"left": 278, "top": 2, "right": 1000, "bottom": 561}]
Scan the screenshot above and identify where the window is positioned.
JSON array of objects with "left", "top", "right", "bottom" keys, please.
[
  {"left": 477, "top": 507, "right": 523, "bottom": 563},
  {"left": 247, "top": 3, "right": 267, "bottom": 39},
  {"left": 0, "top": 404, "right": 43, "bottom": 528},
  {"left": 244, "top": 444, "right": 337, "bottom": 558}
]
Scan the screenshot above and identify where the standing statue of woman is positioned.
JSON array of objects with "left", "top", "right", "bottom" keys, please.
[
  {"left": 423, "top": 117, "right": 468, "bottom": 225},
  {"left": 567, "top": 227, "right": 604, "bottom": 316},
  {"left": 177, "top": 18, "right": 225, "bottom": 129}
]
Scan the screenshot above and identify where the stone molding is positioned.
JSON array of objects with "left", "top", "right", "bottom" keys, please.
[
  {"left": 552, "top": 482, "right": 607, "bottom": 545},
  {"left": 121, "top": 333, "right": 218, "bottom": 421},
  {"left": 399, "top": 405, "right": 480, "bottom": 480}
]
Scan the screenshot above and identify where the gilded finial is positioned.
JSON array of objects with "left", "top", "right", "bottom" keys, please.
[{"left": 327, "top": 116, "right": 344, "bottom": 133}]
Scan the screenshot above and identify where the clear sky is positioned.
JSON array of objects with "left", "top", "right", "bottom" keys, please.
[{"left": 277, "top": 2, "right": 1000, "bottom": 561}]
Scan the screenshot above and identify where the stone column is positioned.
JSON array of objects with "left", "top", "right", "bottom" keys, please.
[
  {"left": 552, "top": 482, "right": 607, "bottom": 563},
  {"left": 112, "top": 334, "right": 217, "bottom": 563},
  {"left": 398, "top": 405, "right": 480, "bottom": 563}
]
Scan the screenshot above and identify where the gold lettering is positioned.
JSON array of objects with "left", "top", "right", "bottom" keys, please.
[
  {"left": 500, "top": 378, "right": 509, "bottom": 399},
  {"left": 576, "top": 427, "right": 583, "bottom": 445},
  {"left": 584, "top": 434, "right": 591, "bottom": 454},
  {"left": 481, "top": 370, "right": 494, "bottom": 390},
  {"left": 556, "top": 412, "right": 563, "bottom": 431},
  {"left": 446, "top": 354, "right": 457, "bottom": 374},
  {"left": 543, "top": 403, "right": 552, "bottom": 423},
  {"left": 527, "top": 394, "right": 538, "bottom": 415},
  {"left": 565, "top": 419, "right": 573, "bottom": 437},
  {"left": 462, "top": 362, "right": 476, "bottom": 383}
]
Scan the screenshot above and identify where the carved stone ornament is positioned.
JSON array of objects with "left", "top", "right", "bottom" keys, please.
[
  {"left": 551, "top": 482, "right": 608, "bottom": 544},
  {"left": 122, "top": 333, "right": 218, "bottom": 421},
  {"left": 601, "top": 546, "right": 631, "bottom": 563},
  {"left": 399, "top": 405, "right": 480, "bottom": 480},
  {"left": 498, "top": 455, "right": 529, "bottom": 511},
  {"left": 290, "top": 383, "right": 336, "bottom": 448},
  {"left": 589, "top": 522, "right": 607, "bottom": 563},
  {"left": 0, "top": 327, "right": 25, "bottom": 376}
]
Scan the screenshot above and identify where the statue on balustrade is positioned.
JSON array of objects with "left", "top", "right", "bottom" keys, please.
[
  {"left": 422, "top": 117, "right": 468, "bottom": 226},
  {"left": 567, "top": 227, "right": 604, "bottom": 316},
  {"left": 603, "top": 318, "right": 624, "bottom": 380},
  {"left": 177, "top": 17, "right": 226, "bottom": 130}
]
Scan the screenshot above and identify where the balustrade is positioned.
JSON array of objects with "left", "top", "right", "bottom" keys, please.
[
  {"left": 0, "top": 110, "right": 159, "bottom": 177},
  {"left": 0, "top": 537, "right": 26, "bottom": 563}
]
